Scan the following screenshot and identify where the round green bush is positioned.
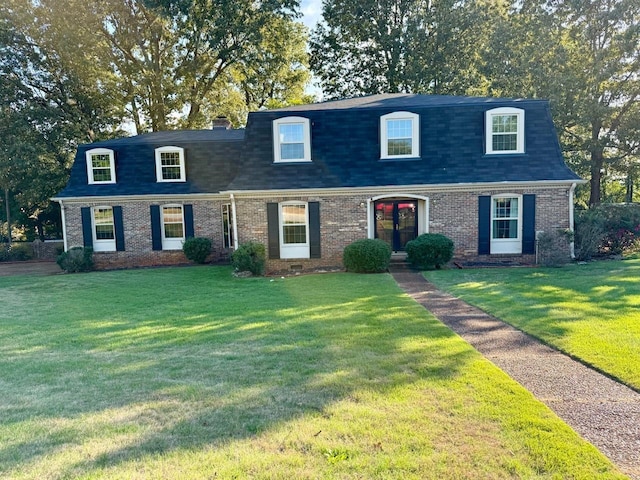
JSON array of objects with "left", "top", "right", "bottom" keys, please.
[
  {"left": 56, "top": 246, "right": 94, "bottom": 273},
  {"left": 405, "top": 233, "right": 454, "bottom": 269},
  {"left": 231, "top": 241, "right": 266, "bottom": 275},
  {"left": 182, "top": 237, "right": 212, "bottom": 264},
  {"left": 343, "top": 238, "right": 391, "bottom": 273}
]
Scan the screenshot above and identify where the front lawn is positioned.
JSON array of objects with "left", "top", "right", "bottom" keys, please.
[
  {"left": 425, "top": 259, "right": 640, "bottom": 391},
  {"left": 0, "top": 267, "right": 626, "bottom": 479}
]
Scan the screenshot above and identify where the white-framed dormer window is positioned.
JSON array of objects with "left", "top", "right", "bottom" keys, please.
[
  {"left": 155, "top": 146, "right": 186, "bottom": 182},
  {"left": 486, "top": 107, "right": 525, "bottom": 154},
  {"left": 273, "top": 117, "right": 311, "bottom": 163},
  {"left": 161, "top": 204, "right": 185, "bottom": 250},
  {"left": 491, "top": 195, "right": 522, "bottom": 254},
  {"left": 280, "top": 201, "right": 309, "bottom": 258},
  {"left": 380, "top": 111, "right": 420, "bottom": 159},
  {"left": 92, "top": 206, "right": 116, "bottom": 252},
  {"left": 86, "top": 148, "right": 116, "bottom": 184}
]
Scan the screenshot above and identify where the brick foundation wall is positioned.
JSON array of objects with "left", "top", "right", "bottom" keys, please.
[{"left": 62, "top": 185, "right": 573, "bottom": 272}]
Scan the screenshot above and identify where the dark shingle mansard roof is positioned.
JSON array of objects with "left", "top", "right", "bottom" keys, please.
[
  {"left": 56, "top": 129, "right": 245, "bottom": 198},
  {"left": 228, "top": 94, "right": 581, "bottom": 191},
  {"left": 56, "top": 94, "right": 582, "bottom": 199}
]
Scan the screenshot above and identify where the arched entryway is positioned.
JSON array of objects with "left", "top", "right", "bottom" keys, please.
[{"left": 370, "top": 195, "right": 428, "bottom": 253}]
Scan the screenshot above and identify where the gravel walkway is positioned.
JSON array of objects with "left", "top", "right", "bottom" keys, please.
[{"left": 391, "top": 269, "right": 640, "bottom": 480}]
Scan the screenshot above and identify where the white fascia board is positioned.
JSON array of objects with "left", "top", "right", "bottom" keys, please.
[
  {"left": 223, "top": 179, "right": 587, "bottom": 199},
  {"left": 50, "top": 193, "right": 228, "bottom": 204}
]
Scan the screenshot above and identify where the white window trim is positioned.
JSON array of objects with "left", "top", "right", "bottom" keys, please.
[
  {"left": 490, "top": 194, "right": 522, "bottom": 254},
  {"left": 380, "top": 111, "right": 420, "bottom": 159},
  {"left": 92, "top": 206, "right": 116, "bottom": 252},
  {"left": 161, "top": 204, "right": 185, "bottom": 250},
  {"left": 485, "top": 107, "right": 525, "bottom": 154},
  {"left": 86, "top": 148, "right": 116, "bottom": 184},
  {"left": 155, "top": 146, "right": 186, "bottom": 182},
  {"left": 273, "top": 116, "right": 311, "bottom": 163},
  {"left": 279, "top": 201, "right": 310, "bottom": 259}
]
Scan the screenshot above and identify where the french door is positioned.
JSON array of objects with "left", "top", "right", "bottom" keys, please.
[{"left": 374, "top": 200, "right": 418, "bottom": 252}]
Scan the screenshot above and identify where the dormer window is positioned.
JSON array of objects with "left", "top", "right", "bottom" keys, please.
[
  {"left": 86, "top": 148, "right": 115, "bottom": 184},
  {"left": 380, "top": 111, "right": 420, "bottom": 159},
  {"left": 155, "top": 146, "right": 186, "bottom": 182},
  {"left": 486, "top": 107, "right": 525, "bottom": 154},
  {"left": 273, "top": 117, "right": 311, "bottom": 162}
]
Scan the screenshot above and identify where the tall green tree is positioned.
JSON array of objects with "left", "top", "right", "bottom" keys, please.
[
  {"left": 482, "top": 0, "right": 640, "bottom": 206},
  {"left": 309, "top": 0, "right": 495, "bottom": 98}
]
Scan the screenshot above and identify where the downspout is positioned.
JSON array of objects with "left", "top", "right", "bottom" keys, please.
[
  {"left": 366, "top": 198, "right": 373, "bottom": 238},
  {"left": 230, "top": 194, "right": 239, "bottom": 250},
  {"left": 569, "top": 183, "right": 576, "bottom": 259},
  {"left": 57, "top": 200, "right": 68, "bottom": 252}
]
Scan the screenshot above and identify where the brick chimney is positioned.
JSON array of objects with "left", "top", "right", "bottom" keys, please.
[{"left": 212, "top": 116, "right": 231, "bottom": 130}]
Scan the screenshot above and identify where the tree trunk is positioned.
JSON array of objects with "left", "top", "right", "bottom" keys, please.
[
  {"left": 4, "top": 188, "right": 11, "bottom": 245},
  {"left": 589, "top": 150, "right": 603, "bottom": 206},
  {"left": 626, "top": 172, "right": 634, "bottom": 203}
]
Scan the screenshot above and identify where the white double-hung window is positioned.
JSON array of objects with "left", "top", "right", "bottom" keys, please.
[
  {"left": 155, "top": 146, "right": 186, "bottom": 182},
  {"left": 273, "top": 117, "right": 311, "bottom": 162},
  {"left": 86, "top": 148, "right": 116, "bottom": 184},
  {"left": 486, "top": 107, "right": 525, "bottom": 154},
  {"left": 92, "top": 206, "right": 116, "bottom": 252},
  {"left": 279, "top": 202, "right": 309, "bottom": 258},
  {"left": 491, "top": 195, "right": 522, "bottom": 254},
  {"left": 380, "top": 111, "right": 420, "bottom": 159},
  {"left": 161, "top": 204, "right": 185, "bottom": 250}
]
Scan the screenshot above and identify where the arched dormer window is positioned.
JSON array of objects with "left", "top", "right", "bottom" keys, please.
[
  {"left": 86, "top": 148, "right": 116, "bottom": 184},
  {"left": 380, "top": 111, "right": 420, "bottom": 159},
  {"left": 155, "top": 146, "right": 186, "bottom": 182},
  {"left": 485, "top": 107, "right": 525, "bottom": 154},
  {"left": 273, "top": 117, "right": 311, "bottom": 163}
]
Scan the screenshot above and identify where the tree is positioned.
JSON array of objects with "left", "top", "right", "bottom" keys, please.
[
  {"left": 481, "top": 0, "right": 640, "bottom": 206},
  {"left": 309, "top": 0, "right": 493, "bottom": 99}
]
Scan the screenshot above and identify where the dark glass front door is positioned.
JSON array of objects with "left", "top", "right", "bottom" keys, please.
[{"left": 374, "top": 200, "right": 418, "bottom": 252}]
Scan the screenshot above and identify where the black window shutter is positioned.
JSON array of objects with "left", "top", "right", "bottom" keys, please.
[
  {"left": 150, "top": 205, "right": 162, "bottom": 251},
  {"left": 267, "top": 203, "right": 280, "bottom": 259},
  {"left": 184, "top": 204, "right": 194, "bottom": 238},
  {"left": 309, "top": 201, "right": 321, "bottom": 259},
  {"left": 478, "top": 196, "right": 491, "bottom": 255},
  {"left": 81, "top": 207, "right": 93, "bottom": 248},
  {"left": 113, "top": 206, "right": 125, "bottom": 251},
  {"left": 522, "top": 194, "right": 536, "bottom": 254}
]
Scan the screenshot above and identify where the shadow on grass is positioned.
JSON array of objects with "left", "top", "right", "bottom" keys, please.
[{"left": 0, "top": 268, "right": 475, "bottom": 476}]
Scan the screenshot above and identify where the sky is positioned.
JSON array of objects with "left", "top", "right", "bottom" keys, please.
[{"left": 300, "top": 0, "right": 323, "bottom": 30}]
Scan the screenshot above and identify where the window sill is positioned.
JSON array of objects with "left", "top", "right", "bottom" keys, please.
[{"left": 379, "top": 156, "right": 421, "bottom": 162}]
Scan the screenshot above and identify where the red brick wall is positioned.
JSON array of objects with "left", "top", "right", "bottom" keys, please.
[{"left": 62, "top": 185, "right": 573, "bottom": 272}]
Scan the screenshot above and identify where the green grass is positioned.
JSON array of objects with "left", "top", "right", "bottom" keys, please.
[
  {"left": 0, "top": 267, "right": 627, "bottom": 479},
  {"left": 425, "top": 259, "right": 640, "bottom": 391}
]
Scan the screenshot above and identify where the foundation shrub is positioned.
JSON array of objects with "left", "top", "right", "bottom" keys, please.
[
  {"left": 56, "top": 246, "right": 94, "bottom": 273},
  {"left": 575, "top": 204, "right": 640, "bottom": 259},
  {"left": 342, "top": 238, "right": 391, "bottom": 273},
  {"left": 182, "top": 237, "right": 212, "bottom": 264},
  {"left": 0, "top": 243, "right": 34, "bottom": 261},
  {"left": 406, "top": 233, "right": 454, "bottom": 269},
  {"left": 231, "top": 241, "right": 266, "bottom": 275}
]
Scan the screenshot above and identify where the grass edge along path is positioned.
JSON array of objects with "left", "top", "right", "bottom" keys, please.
[
  {"left": 424, "top": 259, "right": 640, "bottom": 391},
  {"left": 0, "top": 267, "right": 628, "bottom": 479}
]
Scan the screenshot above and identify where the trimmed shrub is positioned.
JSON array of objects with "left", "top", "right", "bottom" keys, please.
[
  {"left": 56, "top": 246, "right": 94, "bottom": 273},
  {"left": 231, "top": 241, "right": 266, "bottom": 276},
  {"left": 182, "top": 237, "right": 212, "bottom": 264},
  {"left": 0, "top": 243, "right": 34, "bottom": 262},
  {"left": 405, "top": 233, "right": 454, "bottom": 269},
  {"left": 343, "top": 238, "right": 391, "bottom": 273}
]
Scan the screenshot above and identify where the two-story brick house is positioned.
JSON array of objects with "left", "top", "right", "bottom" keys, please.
[{"left": 53, "top": 94, "right": 583, "bottom": 272}]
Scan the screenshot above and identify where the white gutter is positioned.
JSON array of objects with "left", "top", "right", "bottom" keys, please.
[
  {"left": 366, "top": 198, "right": 373, "bottom": 238},
  {"left": 57, "top": 200, "right": 68, "bottom": 252},
  {"left": 230, "top": 193, "right": 239, "bottom": 250},
  {"left": 569, "top": 182, "right": 577, "bottom": 259}
]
